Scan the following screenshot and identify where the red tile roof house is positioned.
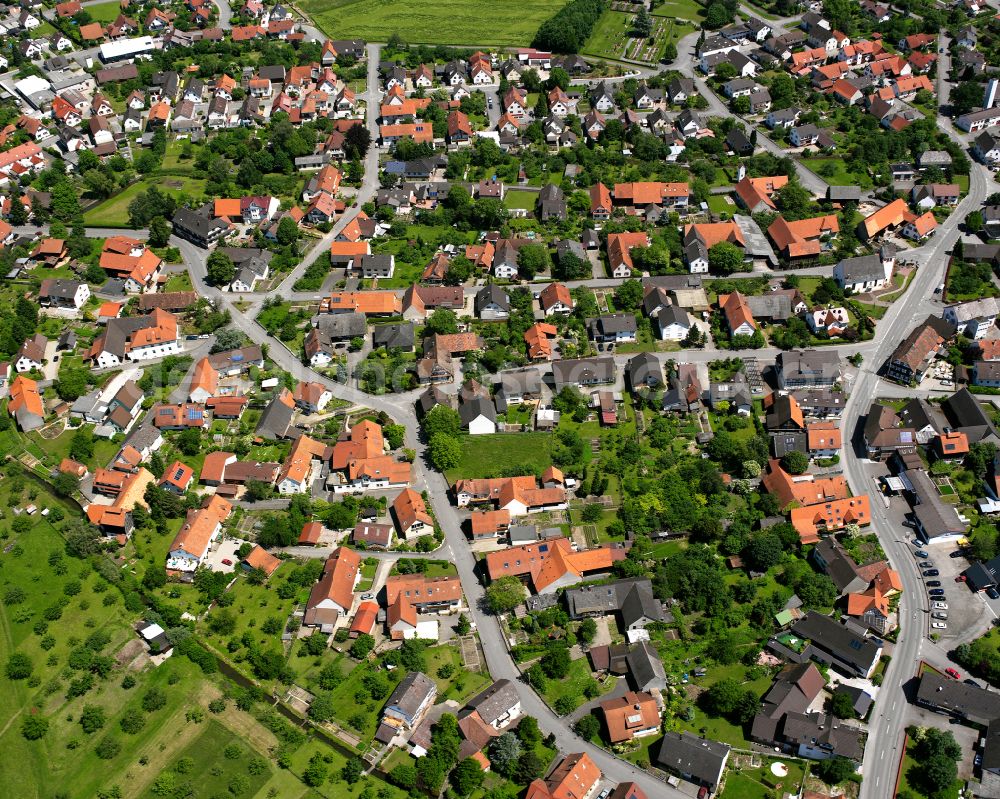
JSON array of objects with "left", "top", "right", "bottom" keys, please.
[
  {"left": 165, "top": 495, "right": 233, "bottom": 576},
  {"left": 303, "top": 546, "right": 362, "bottom": 631}
]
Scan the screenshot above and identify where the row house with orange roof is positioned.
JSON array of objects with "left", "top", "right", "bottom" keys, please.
[
  {"left": 484, "top": 537, "right": 625, "bottom": 594},
  {"left": 453, "top": 475, "right": 567, "bottom": 517},
  {"left": 612, "top": 181, "right": 690, "bottom": 213}
]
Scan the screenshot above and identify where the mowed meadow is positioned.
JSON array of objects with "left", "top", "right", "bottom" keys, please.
[{"left": 300, "top": 0, "right": 570, "bottom": 45}]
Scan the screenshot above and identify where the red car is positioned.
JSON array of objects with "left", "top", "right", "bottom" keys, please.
[
  {"left": 956, "top": 574, "right": 967, "bottom": 582},
  {"left": 946, "top": 668, "right": 962, "bottom": 679},
  {"left": 221, "top": 558, "right": 233, "bottom": 566}
]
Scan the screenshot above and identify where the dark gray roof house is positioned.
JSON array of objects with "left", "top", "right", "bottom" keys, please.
[
  {"left": 655, "top": 731, "right": 731, "bottom": 790},
  {"left": 372, "top": 322, "right": 415, "bottom": 351},
  {"left": 587, "top": 313, "right": 638, "bottom": 342},
  {"left": 497, "top": 369, "right": 542, "bottom": 408},
  {"left": 379, "top": 671, "right": 436, "bottom": 736},
  {"left": 811, "top": 538, "right": 870, "bottom": 595},
  {"left": 459, "top": 395, "right": 497, "bottom": 429},
  {"left": 916, "top": 672, "right": 1000, "bottom": 726},
  {"left": 255, "top": 393, "right": 296, "bottom": 440},
  {"left": 791, "top": 611, "right": 882, "bottom": 678},
  {"left": 475, "top": 285, "right": 510, "bottom": 319},
  {"left": 552, "top": 357, "right": 616, "bottom": 392},
  {"left": 626, "top": 640, "right": 667, "bottom": 692},
  {"left": 417, "top": 385, "right": 454, "bottom": 416},
  {"left": 537, "top": 183, "right": 567, "bottom": 221},
  {"left": 778, "top": 349, "right": 841, "bottom": 389},
  {"left": 942, "top": 387, "right": 998, "bottom": 444},
  {"left": 463, "top": 679, "right": 520, "bottom": 727},
  {"left": 564, "top": 578, "right": 664, "bottom": 629},
  {"left": 626, "top": 352, "right": 663, "bottom": 390}
]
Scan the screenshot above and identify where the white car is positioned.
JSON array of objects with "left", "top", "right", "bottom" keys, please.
[
  {"left": 932, "top": 622, "right": 948, "bottom": 629},
  {"left": 933, "top": 602, "right": 949, "bottom": 610}
]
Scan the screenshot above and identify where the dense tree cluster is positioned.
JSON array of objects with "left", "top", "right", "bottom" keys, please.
[{"left": 533, "top": 0, "right": 606, "bottom": 53}]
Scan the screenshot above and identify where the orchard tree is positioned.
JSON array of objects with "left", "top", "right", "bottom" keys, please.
[{"left": 486, "top": 575, "right": 526, "bottom": 614}]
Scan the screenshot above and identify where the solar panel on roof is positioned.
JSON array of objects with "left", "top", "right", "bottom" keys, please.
[
  {"left": 539, "top": 544, "right": 549, "bottom": 552},
  {"left": 900, "top": 432, "right": 913, "bottom": 443}
]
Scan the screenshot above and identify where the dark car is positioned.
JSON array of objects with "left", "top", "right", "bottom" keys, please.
[
  {"left": 988, "top": 587, "right": 1000, "bottom": 600},
  {"left": 926, "top": 581, "right": 942, "bottom": 587},
  {"left": 919, "top": 561, "right": 934, "bottom": 568},
  {"left": 929, "top": 588, "right": 946, "bottom": 596},
  {"left": 915, "top": 550, "right": 930, "bottom": 558},
  {"left": 951, "top": 550, "right": 966, "bottom": 558},
  {"left": 923, "top": 569, "right": 940, "bottom": 577},
  {"left": 966, "top": 679, "right": 982, "bottom": 688}
]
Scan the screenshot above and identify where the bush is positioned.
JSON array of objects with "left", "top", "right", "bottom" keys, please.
[
  {"left": 119, "top": 708, "right": 146, "bottom": 734},
  {"left": 142, "top": 687, "right": 168, "bottom": 713},
  {"left": 6, "top": 652, "right": 32, "bottom": 680},
  {"left": 96, "top": 736, "right": 121, "bottom": 759},
  {"left": 21, "top": 715, "right": 49, "bottom": 740},
  {"left": 79, "top": 705, "right": 106, "bottom": 734}
]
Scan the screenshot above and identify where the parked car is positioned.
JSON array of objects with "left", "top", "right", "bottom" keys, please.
[
  {"left": 915, "top": 550, "right": 930, "bottom": 558},
  {"left": 956, "top": 574, "right": 967, "bottom": 582},
  {"left": 988, "top": 587, "right": 1000, "bottom": 600},
  {"left": 932, "top": 612, "right": 948, "bottom": 620},
  {"left": 966, "top": 679, "right": 982, "bottom": 688},
  {"left": 950, "top": 550, "right": 966, "bottom": 558},
  {"left": 976, "top": 753, "right": 983, "bottom": 767},
  {"left": 946, "top": 668, "right": 962, "bottom": 679},
  {"left": 929, "top": 588, "right": 945, "bottom": 596},
  {"left": 360, "top": 593, "right": 373, "bottom": 600},
  {"left": 933, "top": 602, "right": 949, "bottom": 609},
  {"left": 924, "top": 569, "right": 940, "bottom": 577},
  {"left": 926, "top": 581, "right": 942, "bottom": 587},
  {"left": 919, "top": 561, "right": 934, "bottom": 568},
  {"left": 221, "top": 558, "right": 233, "bottom": 566},
  {"left": 933, "top": 622, "right": 948, "bottom": 629}
]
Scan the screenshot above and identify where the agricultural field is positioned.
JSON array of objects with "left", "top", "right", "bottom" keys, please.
[{"left": 300, "top": 0, "right": 568, "bottom": 46}]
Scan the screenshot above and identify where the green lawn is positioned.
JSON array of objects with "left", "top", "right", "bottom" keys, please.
[
  {"left": 504, "top": 190, "right": 537, "bottom": 211},
  {"left": 582, "top": 10, "right": 633, "bottom": 61},
  {"left": 139, "top": 720, "right": 272, "bottom": 799},
  {"left": 426, "top": 643, "right": 491, "bottom": 704},
  {"left": 540, "top": 657, "right": 615, "bottom": 714},
  {"left": 800, "top": 157, "right": 866, "bottom": 188},
  {"left": 300, "top": 0, "right": 567, "bottom": 45},
  {"left": 719, "top": 758, "right": 808, "bottom": 799},
  {"left": 899, "top": 748, "right": 962, "bottom": 799},
  {"left": 708, "top": 194, "right": 734, "bottom": 215},
  {"left": 444, "top": 432, "right": 553, "bottom": 482},
  {"left": 164, "top": 272, "right": 194, "bottom": 292},
  {"left": 356, "top": 561, "right": 378, "bottom": 592},
  {"left": 84, "top": 0, "right": 124, "bottom": 21},
  {"left": 651, "top": 0, "right": 704, "bottom": 20},
  {"left": 84, "top": 177, "right": 208, "bottom": 227}
]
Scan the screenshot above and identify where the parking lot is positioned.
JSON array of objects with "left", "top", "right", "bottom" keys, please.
[{"left": 911, "top": 537, "right": 996, "bottom": 645}]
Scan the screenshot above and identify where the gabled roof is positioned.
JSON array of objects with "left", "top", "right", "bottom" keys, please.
[{"left": 306, "top": 546, "right": 361, "bottom": 615}]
